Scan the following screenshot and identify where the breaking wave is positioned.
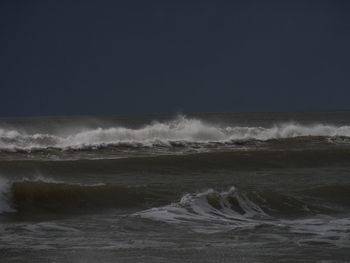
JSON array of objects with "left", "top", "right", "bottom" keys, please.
[
  {"left": 136, "top": 185, "right": 350, "bottom": 223},
  {"left": 135, "top": 187, "right": 310, "bottom": 225},
  {"left": 135, "top": 186, "right": 350, "bottom": 240},
  {"left": 1, "top": 116, "right": 350, "bottom": 152},
  {"left": 1, "top": 178, "right": 349, "bottom": 234},
  {"left": 0, "top": 183, "right": 325, "bottom": 215}
]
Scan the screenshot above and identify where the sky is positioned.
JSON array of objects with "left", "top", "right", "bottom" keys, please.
[{"left": 0, "top": 0, "right": 350, "bottom": 117}]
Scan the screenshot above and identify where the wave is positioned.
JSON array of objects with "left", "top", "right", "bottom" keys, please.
[
  {"left": 135, "top": 187, "right": 312, "bottom": 224},
  {"left": 135, "top": 185, "right": 350, "bottom": 223},
  {"left": 1, "top": 116, "right": 350, "bottom": 152},
  {"left": 1, "top": 178, "right": 349, "bottom": 219},
  {"left": 0, "top": 179, "right": 162, "bottom": 215},
  {"left": 135, "top": 186, "right": 350, "bottom": 236}
]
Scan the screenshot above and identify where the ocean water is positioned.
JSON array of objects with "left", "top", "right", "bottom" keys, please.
[{"left": 0, "top": 111, "right": 350, "bottom": 262}]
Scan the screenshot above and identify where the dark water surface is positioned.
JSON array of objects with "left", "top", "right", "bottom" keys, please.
[{"left": 0, "top": 111, "right": 350, "bottom": 262}]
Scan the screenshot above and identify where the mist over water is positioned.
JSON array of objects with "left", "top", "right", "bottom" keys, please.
[
  {"left": 1, "top": 115, "right": 350, "bottom": 157},
  {"left": 1, "top": 111, "right": 350, "bottom": 262}
]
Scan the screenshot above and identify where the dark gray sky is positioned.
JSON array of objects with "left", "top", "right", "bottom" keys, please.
[{"left": 1, "top": 0, "right": 350, "bottom": 117}]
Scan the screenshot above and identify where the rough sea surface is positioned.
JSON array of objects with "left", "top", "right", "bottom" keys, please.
[{"left": 0, "top": 111, "right": 350, "bottom": 262}]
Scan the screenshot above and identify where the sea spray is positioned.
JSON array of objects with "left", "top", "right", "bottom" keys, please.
[{"left": 1, "top": 116, "right": 350, "bottom": 152}]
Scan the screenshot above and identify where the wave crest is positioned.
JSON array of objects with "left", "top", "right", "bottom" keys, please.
[
  {"left": 135, "top": 186, "right": 314, "bottom": 225},
  {"left": 136, "top": 184, "right": 350, "bottom": 221},
  {"left": 135, "top": 185, "right": 350, "bottom": 235},
  {"left": 1, "top": 116, "right": 350, "bottom": 152}
]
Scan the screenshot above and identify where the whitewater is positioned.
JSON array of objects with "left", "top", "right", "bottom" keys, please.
[
  {"left": 1, "top": 111, "right": 350, "bottom": 262},
  {"left": 1, "top": 116, "right": 350, "bottom": 152}
]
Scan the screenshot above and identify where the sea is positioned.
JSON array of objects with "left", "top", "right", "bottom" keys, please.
[{"left": 0, "top": 111, "right": 349, "bottom": 262}]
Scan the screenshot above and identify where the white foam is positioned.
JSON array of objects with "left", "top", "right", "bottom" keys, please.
[
  {"left": 135, "top": 186, "right": 350, "bottom": 246},
  {"left": 1, "top": 116, "right": 350, "bottom": 151},
  {"left": 134, "top": 186, "right": 268, "bottom": 233}
]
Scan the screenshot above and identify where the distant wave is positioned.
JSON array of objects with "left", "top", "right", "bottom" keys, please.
[{"left": 1, "top": 116, "right": 350, "bottom": 152}]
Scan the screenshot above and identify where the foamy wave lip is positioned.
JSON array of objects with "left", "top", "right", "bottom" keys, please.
[
  {"left": 134, "top": 186, "right": 269, "bottom": 233},
  {"left": 134, "top": 186, "right": 350, "bottom": 245},
  {"left": 17, "top": 175, "right": 106, "bottom": 187},
  {"left": 1, "top": 116, "right": 350, "bottom": 152}
]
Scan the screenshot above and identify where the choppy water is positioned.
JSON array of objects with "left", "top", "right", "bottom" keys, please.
[{"left": 0, "top": 111, "right": 350, "bottom": 262}]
